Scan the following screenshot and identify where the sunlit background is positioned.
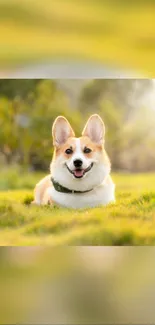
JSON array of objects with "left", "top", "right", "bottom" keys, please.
[
  {"left": 0, "top": 78, "right": 155, "bottom": 173},
  {"left": 0, "top": 0, "right": 155, "bottom": 77},
  {"left": 1, "top": 247, "right": 155, "bottom": 324}
]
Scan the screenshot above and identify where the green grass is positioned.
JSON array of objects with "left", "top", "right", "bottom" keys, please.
[{"left": 0, "top": 167, "right": 155, "bottom": 245}]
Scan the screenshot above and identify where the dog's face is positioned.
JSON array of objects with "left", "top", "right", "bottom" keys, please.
[{"left": 50, "top": 114, "right": 111, "bottom": 191}]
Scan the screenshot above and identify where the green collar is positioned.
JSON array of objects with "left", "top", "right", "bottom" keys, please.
[{"left": 51, "top": 177, "right": 93, "bottom": 194}]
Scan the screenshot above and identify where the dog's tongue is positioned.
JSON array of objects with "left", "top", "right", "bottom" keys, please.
[{"left": 74, "top": 169, "right": 84, "bottom": 177}]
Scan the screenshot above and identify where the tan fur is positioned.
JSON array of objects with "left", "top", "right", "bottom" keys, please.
[
  {"left": 55, "top": 136, "right": 105, "bottom": 158},
  {"left": 32, "top": 175, "right": 53, "bottom": 205},
  {"left": 55, "top": 137, "right": 76, "bottom": 157}
]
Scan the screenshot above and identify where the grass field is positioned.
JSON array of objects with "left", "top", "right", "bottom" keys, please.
[
  {"left": 0, "top": 0, "right": 155, "bottom": 75},
  {"left": 0, "top": 167, "right": 155, "bottom": 245}
]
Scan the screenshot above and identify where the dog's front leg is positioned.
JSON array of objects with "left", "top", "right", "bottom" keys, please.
[{"left": 42, "top": 188, "right": 53, "bottom": 206}]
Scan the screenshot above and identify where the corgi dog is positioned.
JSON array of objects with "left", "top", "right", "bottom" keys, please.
[{"left": 33, "top": 114, "right": 115, "bottom": 209}]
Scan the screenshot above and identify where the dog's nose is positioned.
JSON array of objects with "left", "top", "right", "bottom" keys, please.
[{"left": 74, "top": 159, "right": 83, "bottom": 168}]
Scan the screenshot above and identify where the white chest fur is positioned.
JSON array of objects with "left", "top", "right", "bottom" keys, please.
[{"left": 47, "top": 177, "right": 115, "bottom": 209}]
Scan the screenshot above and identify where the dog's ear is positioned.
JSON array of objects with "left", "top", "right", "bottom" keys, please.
[
  {"left": 82, "top": 114, "right": 105, "bottom": 144},
  {"left": 52, "top": 116, "right": 75, "bottom": 146}
]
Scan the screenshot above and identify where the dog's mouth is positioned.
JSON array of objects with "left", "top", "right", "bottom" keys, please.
[{"left": 66, "top": 163, "right": 94, "bottom": 179}]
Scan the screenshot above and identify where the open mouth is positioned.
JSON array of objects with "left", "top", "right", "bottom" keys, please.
[{"left": 66, "top": 163, "right": 94, "bottom": 179}]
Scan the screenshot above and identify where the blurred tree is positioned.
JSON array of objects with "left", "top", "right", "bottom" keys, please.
[
  {"left": 120, "top": 106, "right": 155, "bottom": 171},
  {"left": 0, "top": 80, "right": 40, "bottom": 99},
  {"left": 0, "top": 80, "right": 82, "bottom": 170},
  {"left": 79, "top": 79, "right": 152, "bottom": 118}
]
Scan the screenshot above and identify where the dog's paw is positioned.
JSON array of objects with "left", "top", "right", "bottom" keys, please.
[{"left": 31, "top": 200, "right": 38, "bottom": 205}]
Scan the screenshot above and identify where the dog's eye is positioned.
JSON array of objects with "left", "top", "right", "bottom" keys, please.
[
  {"left": 84, "top": 147, "right": 92, "bottom": 154},
  {"left": 65, "top": 148, "right": 73, "bottom": 154}
]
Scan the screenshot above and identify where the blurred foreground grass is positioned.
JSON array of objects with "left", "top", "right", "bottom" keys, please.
[
  {"left": 1, "top": 247, "right": 155, "bottom": 324},
  {"left": 0, "top": 167, "right": 155, "bottom": 245},
  {"left": 0, "top": 0, "right": 155, "bottom": 75}
]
